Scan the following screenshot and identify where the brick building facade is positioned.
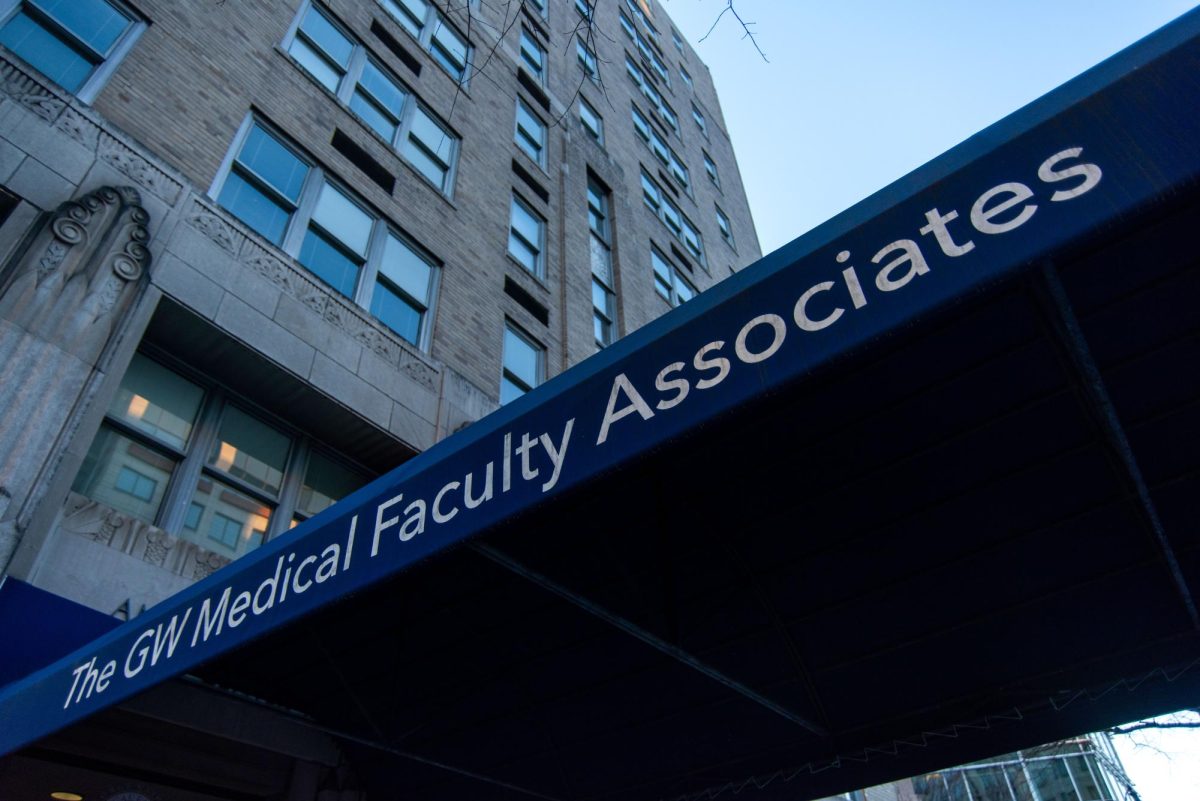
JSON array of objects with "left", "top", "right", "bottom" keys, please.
[{"left": 0, "top": 0, "right": 760, "bottom": 626}]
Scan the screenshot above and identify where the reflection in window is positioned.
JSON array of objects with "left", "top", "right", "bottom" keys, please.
[
  {"left": 501, "top": 324, "right": 542, "bottom": 404},
  {"left": 72, "top": 353, "right": 374, "bottom": 567},
  {"left": 0, "top": 0, "right": 143, "bottom": 100}
]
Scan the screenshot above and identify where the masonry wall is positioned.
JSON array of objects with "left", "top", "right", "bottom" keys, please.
[{"left": 0, "top": 0, "right": 762, "bottom": 616}]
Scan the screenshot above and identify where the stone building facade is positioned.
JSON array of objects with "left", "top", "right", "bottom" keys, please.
[{"left": 0, "top": 0, "right": 761, "bottom": 621}]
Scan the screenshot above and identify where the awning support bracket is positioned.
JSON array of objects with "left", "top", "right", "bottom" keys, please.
[
  {"left": 1032, "top": 261, "right": 1200, "bottom": 631},
  {"left": 472, "top": 542, "right": 829, "bottom": 737}
]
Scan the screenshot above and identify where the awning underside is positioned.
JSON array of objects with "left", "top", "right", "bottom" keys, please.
[{"left": 117, "top": 194, "right": 1200, "bottom": 801}]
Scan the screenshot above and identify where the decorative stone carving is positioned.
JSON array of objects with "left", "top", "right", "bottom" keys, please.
[
  {"left": 0, "top": 57, "right": 65, "bottom": 122},
  {"left": 184, "top": 205, "right": 239, "bottom": 254},
  {"left": 98, "top": 133, "right": 183, "bottom": 205},
  {"left": 55, "top": 107, "right": 100, "bottom": 151},
  {"left": 58, "top": 493, "right": 232, "bottom": 580},
  {"left": 0, "top": 185, "right": 151, "bottom": 363}
]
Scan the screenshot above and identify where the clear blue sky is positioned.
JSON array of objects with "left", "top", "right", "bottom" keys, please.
[
  {"left": 661, "top": 2, "right": 1200, "bottom": 799},
  {"left": 664, "top": 0, "right": 1200, "bottom": 255}
]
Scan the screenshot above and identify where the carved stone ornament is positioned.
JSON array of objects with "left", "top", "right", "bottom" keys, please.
[
  {"left": 0, "top": 185, "right": 152, "bottom": 363},
  {"left": 0, "top": 57, "right": 66, "bottom": 122},
  {"left": 59, "top": 493, "right": 232, "bottom": 581}
]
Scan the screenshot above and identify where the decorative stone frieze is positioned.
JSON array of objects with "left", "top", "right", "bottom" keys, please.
[
  {"left": 98, "top": 133, "right": 183, "bottom": 205},
  {"left": 59, "top": 493, "right": 231, "bottom": 581}
]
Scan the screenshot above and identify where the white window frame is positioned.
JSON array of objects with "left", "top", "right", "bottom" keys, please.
[
  {"left": 579, "top": 96, "right": 604, "bottom": 145},
  {"left": 625, "top": 54, "right": 677, "bottom": 134},
  {"left": 283, "top": 3, "right": 460, "bottom": 196},
  {"left": 508, "top": 193, "right": 546, "bottom": 277},
  {"left": 576, "top": 36, "right": 598, "bottom": 80},
  {"left": 519, "top": 26, "right": 545, "bottom": 84},
  {"left": 632, "top": 104, "right": 690, "bottom": 194},
  {"left": 515, "top": 98, "right": 546, "bottom": 166},
  {"left": 641, "top": 169, "right": 705, "bottom": 267},
  {"left": 212, "top": 117, "right": 440, "bottom": 350},
  {"left": 716, "top": 204, "right": 735, "bottom": 248},
  {"left": 652, "top": 246, "right": 695, "bottom": 307},
  {"left": 588, "top": 177, "right": 615, "bottom": 348},
  {"left": 703, "top": 149, "right": 720, "bottom": 188},
  {"left": 692, "top": 101, "right": 709, "bottom": 138},
  {"left": 377, "top": 0, "right": 471, "bottom": 84},
  {"left": 501, "top": 322, "right": 544, "bottom": 404},
  {"left": 0, "top": 0, "right": 147, "bottom": 103}
]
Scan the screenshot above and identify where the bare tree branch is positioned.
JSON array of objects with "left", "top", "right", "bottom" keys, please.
[{"left": 698, "top": 0, "right": 768, "bottom": 62}]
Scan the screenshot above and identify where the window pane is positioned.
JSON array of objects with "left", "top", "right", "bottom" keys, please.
[
  {"left": 371, "top": 278, "right": 422, "bottom": 344},
  {"left": 379, "top": 234, "right": 432, "bottom": 303},
  {"left": 238, "top": 125, "right": 309, "bottom": 203},
  {"left": 1066, "top": 757, "right": 1102, "bottom": 801},
  {"left": 289, "top": 37, "right": 344, "bottom": 92},
  {"left": 431, "top": 20, "right": 467, "bottom": 74},
  {"left": 675, "top": 276, "right": 694, "bottom": 304},
  {"left": 297, "top": 450, "right": 365, "bottom": 519},
  {"left": 297, "top": 5, "right": 353, "bottom": 68},
  {"left": 382, "top": 0, "right": 426, "bottom": 36},
  {"left": 516, "top": 103, "right": 544, "bottom": 163},
  {"left": 350, "top": 91, "right": 398, "bottom": 142},
  {"left": 357, "top": 60, "right": 406, "bottom": 119},
  {"left": 520, "top": 29, "right": 543, "bottom": 75},
  {"left": 311, "top": 183, "right": 373, "bottom": 255},
  {"left": 1027, "top": 758, "right": 1079, "bottom": 801},
  {"left": 0, "top": 12, "right": 94, "bottom": 92},
  {"left": 73, "top": 426, "right": 173, "bottom": 524},
  {"left": 507, "top": 231, "right": 537, "bottom": 272},
  {"left": 590, "top": 234, "right": 611, "bottom": 284},
  {"left": 409, "top": 108, "right": 453, "bottom": 164},
  {"left": 188, "top": 475, "right": 270, "bottom": 559},
  {"left": 510, "top": 199, "right": 540, "bottom": 249},
  {"left": 208, "top": 406, "right": 290, "bottom": 496},
  {"left": 299, "top": 228, "right": 361, "bottom": 298},
  {"left": 109, "top": 353, "right": 204, "bottom": 450},
  {"left": 217, "top": 170, "right": 292, "bottom": 245},
  {"left": 964, "top": 767, "right": 1013, "bottom": 801},
  {"left": 500, "top": 376, "right": 526, "bottom": 405},
  {"left": 503, "top": 327, "right": 539, "bottom": 387},
  {"left": 33, "top": 0, "right": 130, "bottom": 54}
]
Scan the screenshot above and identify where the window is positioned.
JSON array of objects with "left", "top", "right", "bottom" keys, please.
[
  {"left": 0, "top": 0, "right": 144, "bottom": 102},
  {"left": 692, "top": 102, "right": 708, "bottom": 137},
  {"left": 588, "top": 177, "right": 615, "bottom": 348},
  {"left": 287, "top": 4, "right": 353, "bottom": 92},
  {"left": 618, "top": 8, "right": 669, "bottom": 86},
  {"left": 217, "top": 123, "right": 311, "bottom": 247},
  {"left": 703, "top": 150, "right": 720, "bottom": 188},
  {"left": 402, "top": 105, "right": 458, "bottom": 191},
  {"left": 716, "top": 205, "right": 734, "bottom": 248},
  {"left": 519, "top": 27, "right": 545, "bottom": 83},
  {"left": 671, "top": 28, "right": 683, "bottom": 54},
  {"left": 508, "top": 194, "right": 544, "bottom": 276},
  {"left": 501, "top": 324, "right": 543, "bottom": 404},
  {"left": 623, "top": 0, "right": 660, "bottom": 46},
  {"left": 515, "top": 99, "right": 546, "bottom": 165},
  {"left": 72, "top": 353, "right": 371, "bottom": 563},
  {"left": 679, "top": 65, "right": 693, "bottom": 90},
  {"left": 523, "top": 0, "right": 547, "bottom": 19},
  {"left": 625, "top": 55, "right": 677, "bottom": 134},
  {"left": 378, "top": 0, "right": 470, "bottom": 82},
  {"left": 216, "top": 120, "right": 440, "bottom": 348},
  {"left": 579, "top": 97, "right": 603, "bottom": 145},
  {"left": 576, "top": 37, "right": 597, "bottom": 80},
  {"left": 284, "top": 7, "right": 461, "bottom": 194},
  {"left": 641, "top": 170, "right": 705, "bottom": 266},
  {"left": 574, "top": 0, "right": 593, "bottom": 18},
  {"left": 632, "top": 105, "right": 690, "bottom": 193},
  {"left": 652, "top": 247, "right": 694, "bottom": 306}
]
